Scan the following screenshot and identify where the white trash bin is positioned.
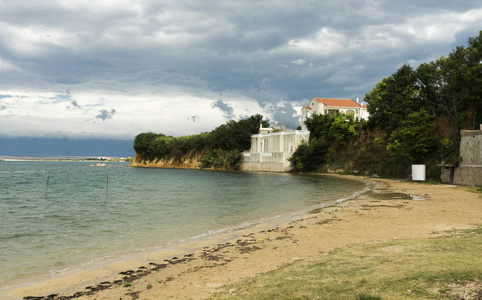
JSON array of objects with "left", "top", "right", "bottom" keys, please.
[{"left": 412, "top": 164, "right": 426, "bottom": 181}]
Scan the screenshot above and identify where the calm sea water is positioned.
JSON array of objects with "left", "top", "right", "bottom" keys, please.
[{"left": 0, "top": 160, "right": 365, "bottom": 290}]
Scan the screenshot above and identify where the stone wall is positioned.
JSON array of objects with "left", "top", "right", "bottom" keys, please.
[
  {"left": 453, "top": 130, "right": 482, "bottom": 186},
  {"left": 440, "top": 166, "right": 455, "bottom": 184},
  {"left": 459, "top": 130, "right": 482, "bottom": 165}
]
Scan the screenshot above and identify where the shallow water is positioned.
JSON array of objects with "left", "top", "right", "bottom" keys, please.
[{"left": 0, "top": 161, "right": 365, "bottom": 290}]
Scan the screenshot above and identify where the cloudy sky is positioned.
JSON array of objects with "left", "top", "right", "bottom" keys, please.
[{"left": 1, "top": 0, "right": 481, "bottom": 140}]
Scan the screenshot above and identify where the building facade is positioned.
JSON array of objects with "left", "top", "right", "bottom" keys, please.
[
  {"left": 241, "top": 126, "right": 310, "bottom": 172},
  {"left": 300, "top": 98, "right": 368, "bottom": 130}
]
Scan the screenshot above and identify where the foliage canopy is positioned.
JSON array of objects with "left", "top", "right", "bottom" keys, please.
[
  {"left": 133, "top": 32, "right": 482, "bottom": 177},
  {"left": 133, "top": 114, "right": 269, "bottom": 170},
  {"left": 291, "top": 31, "right": 482, "bottom": 177}
]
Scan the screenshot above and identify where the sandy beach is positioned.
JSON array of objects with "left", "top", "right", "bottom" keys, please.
[{"left": 8, "top": 175, "right": 482, "bottom": 300}]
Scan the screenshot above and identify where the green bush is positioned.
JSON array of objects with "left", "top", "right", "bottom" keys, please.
[
  {"left": 290, "top": 113, "right": 359, "bottom": 172},
  {"left": 289, "top": 139, "right": 330, "bottom": 172},
  {"left": 305, "top": 113, "right": 358, "bottom": 144},
  {"left": 199, "top": 149, "right": 243, "bottom": 170},
  {"left": 386, "top": 109, "right": 438, "bottom": 163}
]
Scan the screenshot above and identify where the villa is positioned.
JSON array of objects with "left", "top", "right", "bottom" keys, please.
[
  {"left": 241, "top": 125, "right": 310, "bottom": 172},
  {"left": 300, "top": 98, "right": 369, "bottom": 130},
  {"left": 241, "top": 97, "right": 369, "bottom": 172}
]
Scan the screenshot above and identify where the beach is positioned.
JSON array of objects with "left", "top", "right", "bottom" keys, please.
[{"left": 8, "top": 175, "right": 482, "bottom": 300}]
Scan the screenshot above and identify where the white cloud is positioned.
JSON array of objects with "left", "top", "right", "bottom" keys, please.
[
  {"left": 0, "top": 22, "right": 87, "bottom": 57},
  {"left": 281, "top": 8, "right": 482, "bottom": 61},
  {"left": 393, "top": 8, "right": 482, "bottom": 44},
  {"left": 0, "top": 57, "right": 21, "bottom": 72},
  {"left": 287, "top": 27, "right": 349, "bottom": 56},
  {"left": 0, "top": 88, "right": 270, "bottom": 138},
  {"left": 291, "top": 59, "right": 308, "bottom": 65}
]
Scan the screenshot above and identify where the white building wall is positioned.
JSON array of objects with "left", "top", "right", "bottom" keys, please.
[
  {"left": 242, "top": 130, "right": 310, "bottom": 172},
  {"left": 361, "top": 108, "right": 369, "bottom": 120}
]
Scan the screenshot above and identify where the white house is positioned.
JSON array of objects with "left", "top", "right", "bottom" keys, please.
[
  {"left": 241, "top": 125, "right": 310, "bottom": 172},
  {"left": 300, "top": 98, "right": 369, "bottom": 130}
]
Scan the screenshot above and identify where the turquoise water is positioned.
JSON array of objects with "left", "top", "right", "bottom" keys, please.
[{"left": 0, "top": 160, "right": 365, "bottom": 290}]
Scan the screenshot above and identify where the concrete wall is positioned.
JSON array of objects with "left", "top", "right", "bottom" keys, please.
[
  {"left": 452, "top": 130, "right": 482, "bottom": 186},
  {"left": 440, "top": 166, "right": 455, "bottom": 184},
  {"left": 459, "top": 130, "right": 482, "bottom": 166},
  {"left": 453, "top": 166, "right": 482, "bottom": 186},
  {"left": 241, "top": 160, "right": 290, "bottom": 172}
]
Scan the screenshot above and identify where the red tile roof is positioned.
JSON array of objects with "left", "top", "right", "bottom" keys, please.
[{"left": 314, "top": 98, "right": 362, "bottom": 108}]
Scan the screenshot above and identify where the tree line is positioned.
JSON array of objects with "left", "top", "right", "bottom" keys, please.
[
  {"left": 133, "top": 114, "right": 269, "bottom": 169},
  {"left": 133, "top": 32, "right": 481, "bottom": 177},
  {"left": 290, "top": 31, "right": 482, "bottom": 178}
]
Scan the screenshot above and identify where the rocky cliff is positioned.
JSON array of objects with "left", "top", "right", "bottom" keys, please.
[{"left": 130, "top": 152, "right": 202, "bottom": 169}]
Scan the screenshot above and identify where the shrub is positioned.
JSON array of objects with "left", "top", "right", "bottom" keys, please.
[{"left": 289, "top": 139, "right": 330, "bottom": 172}]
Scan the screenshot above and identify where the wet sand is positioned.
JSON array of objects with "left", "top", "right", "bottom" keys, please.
[{"left": 7, "top": 175, "right": 482, "bottom": 300}]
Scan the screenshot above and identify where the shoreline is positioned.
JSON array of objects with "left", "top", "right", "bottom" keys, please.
[
  {"left": 0, "top": 173, "right": 365, "bottom": 298},
  {"left": 5, "top": 175, "right": 482, "bottom": 299}
]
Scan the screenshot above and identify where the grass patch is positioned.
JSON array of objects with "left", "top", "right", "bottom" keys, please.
[
  {"left": 211, "top": 227, "right": 482, "bottom": 300},
  {"left": 475, "top": 186, "right": 482, "bottom": 194}
]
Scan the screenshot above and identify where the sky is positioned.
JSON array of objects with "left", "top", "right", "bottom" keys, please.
[{"left": 1, "top": 0, "right": 481, "bottom": 142}]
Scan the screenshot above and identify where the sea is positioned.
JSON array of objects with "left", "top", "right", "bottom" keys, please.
[{"left": 0, "top": 160, "right": 366, "bottom": 292}]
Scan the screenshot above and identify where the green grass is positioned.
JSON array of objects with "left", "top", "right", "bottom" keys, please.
[
  {"left": 475, "top": 186, "right": 482, "bottom": 194},
  {"left": 211, "top": 227, "right": 482, "bottom": 300}
]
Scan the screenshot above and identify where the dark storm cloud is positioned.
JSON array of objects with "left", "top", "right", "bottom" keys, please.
[
  {"left": 95, "top": 109, "right": 116, "bottom": 121},
  {"left": 212, "top": 99, "right": 235, "bottom": 120},
  {"left": 71, "top": 100, "right": 81, "bottom": 109},
  {"left": 0, "top": 0, "right": 481, "bottom": 135}
]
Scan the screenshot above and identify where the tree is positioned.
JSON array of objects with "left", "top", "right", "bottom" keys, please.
[
  {"left": 134, "top": 114, "right": 269, "bottom": 169},
  {"left": 386, "top": 109, "right": 437, "bottom": 163},
  {"left": 133, "top": 132, "right": 159, "bottom": 160},
  {"left": 365, "top": 64, "right": 420, "bottom": 131},
  {"left": 289, "top": 112, "right": 358, "bottom": 172},
  {"left": 304, "top": 113, "right": 357, "bottom": 144},
  {"left": 328, "top": 114, "right": 357, "bottom": 143},
  {"left": 289, "top": 139, "right": 329, "bottom": 172},
  {"left": 416, "top": 61, "right": 439, "bottom": 116},
  {"left": 204, "top": 114, "right": 268, "bottom": 151},
  {"left": 465, "top": 31, "right": 482, "bottom": 112},
  {"left": 436, "top": 47, "right": 468, "bottom": 127}
]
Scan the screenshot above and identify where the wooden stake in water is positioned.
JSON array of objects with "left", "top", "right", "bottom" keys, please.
[
  {"left": 106, "top": 174, "right": 109, "bottom": 195},
  {"left": 45, "top": 175, "right": 50, "bottom": 196}
]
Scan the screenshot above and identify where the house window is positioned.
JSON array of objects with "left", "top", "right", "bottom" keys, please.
[{"left": 346, "top": 110, "right": 355, "bottom": 115}]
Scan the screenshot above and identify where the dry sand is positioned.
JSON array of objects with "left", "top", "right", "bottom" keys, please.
[{"left": 8, "top": 175, "right": 482, "bottom": 300}]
